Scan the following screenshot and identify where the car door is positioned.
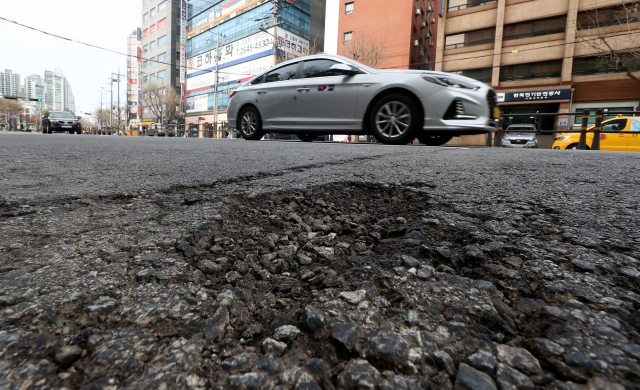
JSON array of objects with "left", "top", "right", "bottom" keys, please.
[
  {"left": 293, "top": 59, "right": 361, "bottom": 129},
  {"left": 254, "top": 61, "right": 301, "bottom": 128},
  {"left": 599, "top": 119, "right": 629, "bottom": 151},
  {"left": 629, "top": 118, "right": 640, "bottom": 152}
]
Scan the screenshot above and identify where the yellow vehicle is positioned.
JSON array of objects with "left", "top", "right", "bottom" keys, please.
[{"left": 553, "top": 116, "right": 640, "bottom": 152}]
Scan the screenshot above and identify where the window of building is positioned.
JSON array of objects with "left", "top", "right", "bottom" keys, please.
[
  {"left": 158, "top": 52, "right": 166, "bottom": 63},
  {"left": 150, "top": 41, "right": 156, "bottom": 50},
  {"left": 158, "top": 1, "right": 167, "bottom": 11},
  {"left": 577, "top": 6, "right": 639, "bottom": 29},
  {"left": 176, "top": 51, "right": 180, "bottom": 60},
  {"left": 143, "top": 60, "right": 148, "bottom": 68},
  {"left": 499, "top": 60, "right": 563, "bottom": 82},
  {"left": 150, "top": 74, "right": 156, "bottom": 82},
  {"left": 150, "top": 56, "right": 156, "bottom": 66},
  {"left": 144, "top": 76, "right": 148, "bottom": 83},
  {"left": 158, "top": 70, "right": 166, "bottom": 79},
  {"left": 176, "top": 69, "right": 180, "bottom": 78},
  {"left": 343, "top": 31, "right": 353, "bottom": 44},
  {"left": 143, "top": 13, "right": 149, "bottom": 22},
  {"left": 503, "top": 16, "right": 565, "bottom": 41},
  {"left": 264, "top": 63, "right": 299, "bottom": 83},
  {"left": 143, "top": 0, "right": 149, "bottom": 6},
  {"left": 345, "top": 2, "right": 354, "bottom": 14},
  {"left": 302, "top": 59, "right": 340, "bottom": 78},
  {"left": 150, "top": 8, "right": 156, "bottom": 17},
  {"left": 451, "top": 67, "right": 492, "bottom": 83},
  {"left": 572, "top": 106, "right": 635, "bottom": 125},
  {"left": 572, "top": 55, "right": 640, "bottom": 77},
  {"left": 445, "top": 27, "right": 496, "bottom": 49},
  {"left": 144, "top": 28, "right": 149, "bottom": 37},
  {"left": 158, "top": 17, "right": 167, "bottom": 29},
  {"left": 447, "top": 0, "right": 496, "bottom": 12},
  {"left": 158, "top": 35, "right": 167, "bottom": 46},
  {"left": 143, "top": 44, "right": 149, "bottom": 53}
]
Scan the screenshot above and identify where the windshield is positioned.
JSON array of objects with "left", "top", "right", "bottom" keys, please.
[{"left": 50, "top": 112, "right": 76, "bottom": 119}]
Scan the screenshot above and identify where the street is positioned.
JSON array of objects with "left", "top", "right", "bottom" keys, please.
[{"left": 1, "top": 132, "right": 640, "bottom": 389}]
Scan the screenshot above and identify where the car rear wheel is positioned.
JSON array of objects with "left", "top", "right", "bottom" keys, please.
[
  {"left": 369, "top": 94, "right": 420, "bottom": 145},
  {"left": 297, "top": 133, "right": 318, "bottom": 142},
  {"left": 417, "top": 133, "right": 453, "bottom": 146},
  {"left": 239, "top": 107, "right": 264, "bottom": 140}
]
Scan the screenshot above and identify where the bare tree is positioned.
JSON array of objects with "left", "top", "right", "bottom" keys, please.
[
  {"left": 340, "top": 32, "right": 388, "bottom": 68},
  {"left": 0, "top": 98, "right": 24, "bottom": 129},
  {"left": 576, "top": 3, "right": 640, "bottom": 84},
  {"left": 141, "top": 82, "right": 181, "bottom": 123},
  {"left": 94, "top": 108, "right": 110, "bottom": 127}
]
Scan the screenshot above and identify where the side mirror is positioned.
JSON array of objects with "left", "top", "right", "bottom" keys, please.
[{"left": 330, "top": 63, "right": 358, "bottom": 76}]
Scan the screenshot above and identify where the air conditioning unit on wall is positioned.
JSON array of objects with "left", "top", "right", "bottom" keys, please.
[
  {"left": 414, "top": 40, "right": 419, "bottom": 46},
  {"left": 416, "top": 8, "right": 421, "bottom": 15}
]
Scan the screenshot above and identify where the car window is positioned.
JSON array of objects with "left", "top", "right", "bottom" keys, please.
[
  {"left": 251, "top": 74, "right": 265, "bottom": 85},
  {"left": 50, "top": 112, "right": 76, "bottom": 119},
  {"left": 301, "top": 59, "right": 340, "bottom": 78},
  {"left": 602, "top": 119, "right": 627, "bottom": 131},
  {"left": 264, "top": 63, "right": 299, "bottom": 83}
]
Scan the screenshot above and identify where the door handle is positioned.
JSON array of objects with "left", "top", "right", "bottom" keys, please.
[
  {"left": 257, "top": 90, "right": 267, "bottom": 94},
  {"left": 296, "top": 88, "right": 310, "bottom": 92}
]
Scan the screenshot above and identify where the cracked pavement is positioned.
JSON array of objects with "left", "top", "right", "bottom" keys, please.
[{"left": 1, "top": 132, "right": 640, "bottom": 390}]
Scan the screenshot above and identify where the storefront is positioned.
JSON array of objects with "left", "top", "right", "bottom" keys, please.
[{"left": 497, "top": 88, "right": 573, "bottom": 131}]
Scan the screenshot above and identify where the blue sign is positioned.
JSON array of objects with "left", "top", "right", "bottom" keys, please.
[
  {"left": 559, "top": 121, "right": 567, "bottom": 126},
  {"left": 503, "top": 88, "right": 572, "bottom": 102},
  {"left": 137, "top": 27, "right": 142, "bottom": 41},
  {"left": 9, "top": 115, "right": 17, "bottom": 119}
]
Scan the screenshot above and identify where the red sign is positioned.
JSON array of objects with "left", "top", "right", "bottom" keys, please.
[
  {"left": 137, "top": 47, "right": 141, "bottom": 62},
  {"left": 138, "top": 105, "right": 142, "bottom": 117},
  {"left": 158, "top": 18, "right": 167, "bottom": 30},
  {"left": 150, "top": 24, "right": 156, "bottom": 34},
  {"left": 144, "top": 29, "right": 149, "bottom": 37},
  {"left": 129, "top": 79, "right": 138, "bottom": 84},
  {"left": 600, "top": 134, "right": 606, "bottom": 139}
]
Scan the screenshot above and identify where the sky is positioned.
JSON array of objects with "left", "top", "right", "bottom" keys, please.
[{"left": 1, "top": 0, "right": 339, "bottom": 115}]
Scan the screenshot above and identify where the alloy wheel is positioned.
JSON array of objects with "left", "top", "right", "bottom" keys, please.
[
  {"left": 241, "top": 111, "right": 257, "bottom": 136},
  {"left": 375, "top": 101, "right": 412, "bottom": 138}
]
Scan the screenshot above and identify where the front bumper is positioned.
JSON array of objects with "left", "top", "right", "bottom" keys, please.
[{"left": 503, "top": 141, "right": 537, "bottom": 148}]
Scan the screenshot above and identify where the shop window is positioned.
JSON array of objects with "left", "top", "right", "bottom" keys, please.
[
  {"left": 344, "top": 31, "right": 353, "bottom": 44},
  {"left": 452, "top": 67, "right": 492, "bottom": 83},
  {"left": 499, "top": 60, "right": 562, "bottom": 81},
  {"left": 445, "top": 27, "right": 496, "bottom": 49},
  {"left": 503, "top": 17, "right": 565, "bottom": 41},
  {"left": 345, "top": 2, "right": 354, "bottom": 14}
]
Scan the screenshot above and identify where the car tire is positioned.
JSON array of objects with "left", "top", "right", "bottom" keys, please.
[
  {"left": 297, "top": 133, "right": 318, "bottom": 142},
  {"left": 238, "top": 106, "right": 264, "bottom": 140},
  {"left": 369, "top": 94, "right": 421, "bottom": 145},
  {"left": 47, "top": 124, "right": 52, "bottom": 134},
  {"left": 76, "top": 129, "right": 82, "bottom": 135},
  {"left": 417, "top": 133, "right": 453, "bottom": 146},
  {"left": 566, "top": 143, "right": 589, "bottom": 150}
]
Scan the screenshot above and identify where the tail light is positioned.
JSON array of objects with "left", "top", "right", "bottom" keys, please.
[{"left": 229, "top": 91, "right": 236, "bottom": 98}]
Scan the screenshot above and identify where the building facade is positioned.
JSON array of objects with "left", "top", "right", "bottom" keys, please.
[
  {"left": 337, "top": 0, "right": 438, "bottom": 70},
  {"left": 127, "top": 30, "right": 142, "bottom": 124},
  {"left": 435, "top": 0, "right": 640, "bottom": 139},
  {"left": 184, "top": 0, "right": 327, "bottom": 131},
  {"left": 139, "top": 0, "right": 181, "bottom": 122},
  {"left": 43, "top": 68, "right": 74, "bottom": 112},
  {"left": 1, "top": 70, "right": 21, "bottom": 98}
]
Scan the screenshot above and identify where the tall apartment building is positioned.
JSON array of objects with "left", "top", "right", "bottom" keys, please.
[
  {"left": 139, "top": 0, "right": 181, "bottom": 122},
  {"left": 436, "top": 0, "right": 640, "bottom": 134},
  {"left": 1, "top": 70, "right": 21, "bottom": 97},
  {"left": 63, "top": 77, "right": 75, "bottom": 113},
  {"left": 184, "top": 0, "right": 327, "bottom": 129},
  {"left": 127, "top": 30, "right": 142, "bottom": 123},
  {"left": 337, "top": 0, "right": 438, "bottom": 70},
  {"left": 24, "top": 75, "right": 44, "bottom": 102},
  {"left": 43, "top": 68, "right": 74, "bottom": 112}
]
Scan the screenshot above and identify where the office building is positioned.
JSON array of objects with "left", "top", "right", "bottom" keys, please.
[
  {"left": 337, "top": 0, "right": 438, "bottom": 70},
  {"left": 139, "top": 0, "right": 181, "bottom": 122},
  {"left": 435, "top": 0, "right": 640, "bottom": 143},
  {"left": 184, "top": 0, "right": 327, "bottom": 131}
]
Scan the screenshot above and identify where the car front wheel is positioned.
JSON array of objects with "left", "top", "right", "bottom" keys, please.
[
  {"left": 238, "top": 107, "right": 264, "bottom": 140},
  {"left": 47, "top": 124, "right": 52, "bottom": 134},
  {"left": 369, "top": 94, "right": 420, "bottom": 145},
  {"left": 417, "top": 133, "right": 453, "bottom": 146}
]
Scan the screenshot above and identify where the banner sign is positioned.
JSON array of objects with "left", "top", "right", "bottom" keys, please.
[
  {"left": 137, "top": 47, "right": 142, "bottom": 62},
  {"left": 497, "top": 88, "right": 572, "bottom": 103},
  {"left": 188, "top": 28, "right": 308, "bottom": 77},
  {"left": 150, "top": 24, "right": 156, "bottom": 34},
  {"left": 180, "top": 0, "right": 188, "bottom": 101},
  {"left": 137, "top": 27, "right": 142, "bottom": 41},
  {"left": 186, "top": 94, "right": 208, "bottom": 113},
  {"left": 158, "top": 18, "right": 167, "bottom": 30},
  {"left": 187, "top": 56, "right": 273, "bottom": 93},
  {"left": 189, "top": 0, "right": 262, "bottom": 38}
]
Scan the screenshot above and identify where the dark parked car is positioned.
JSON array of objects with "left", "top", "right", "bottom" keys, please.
[{"left": 42, "top": 111, "right": 82, "bottom": 134}]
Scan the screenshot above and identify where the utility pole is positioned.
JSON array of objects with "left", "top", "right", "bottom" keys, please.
[{"left": 213, "top": 28, "right": 220, "bottom": 137}]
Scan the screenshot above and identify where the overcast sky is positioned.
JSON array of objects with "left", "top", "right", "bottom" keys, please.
[{"left": 1, "top": 0, "right": 339, "bottom": 114}]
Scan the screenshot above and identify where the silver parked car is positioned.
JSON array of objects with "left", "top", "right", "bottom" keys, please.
[
  {"left": 227, "top": 54, "right": 499, "bottom": 145},
  {"left": 502, "top": 124, "right": 537, "bottom": 148}
]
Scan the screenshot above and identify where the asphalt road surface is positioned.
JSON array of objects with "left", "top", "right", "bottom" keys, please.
[{"left": 1, "top": 131, "right": 640, "bottom": 389}]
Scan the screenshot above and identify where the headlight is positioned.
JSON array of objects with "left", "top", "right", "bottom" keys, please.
[
  {"left": 421, "top": 75, "right": 478, "bottom": 90},
  {"left": 503, "top": 139, "right": 511, "bottom": 142},
  {"left": 556, "top": 135, "right": 571, "bottom": 141}
]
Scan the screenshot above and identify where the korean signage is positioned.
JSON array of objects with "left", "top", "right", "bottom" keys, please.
[
  {"left": 189, "top": 0, "right": 261, "bottom": 37},
  {"left": 187, "top": 28, "right": 309, "bottom": 77},
  {"left": 497, "top": 88, "right": 572, "bottom": 103},
  {"left": 187, "top": 56, "right": 274, "bottom": 93},
  {"left": 150, "top": 24, "right": 156, "bottom": 34},
  {"left": 180, "top": 0, "right": 187, "bottom": 96},
  {"left": 137, "top": 47, "right": 142, "bottom": 62},
  {"left": 186, "top": 94, "right": 208, "bottom": 113},
  {"left": 144, "top": 28, "right": 149, "bottom": 38},
  {"left": 158, "top": 18, "right": 167, "bottom": 30},
  {"left": 137, "top": 27, "right": 142, "bottom": 41}
]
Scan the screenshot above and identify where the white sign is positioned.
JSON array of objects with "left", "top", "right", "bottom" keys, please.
[
  {"left": 187, "top": 71, "right": 217, "bottom": 93},
  {"left": 188, "top": 28, "right": 309, "bottom": 77},
  {"left": 217, "top": 56, "right": 274, "bottom": 83},
  {"left": 497, "top": 93, "right": 505, "bottom": 103},
  {"left": 187, "top": 94, "right": 208, "bottom": 113}
]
